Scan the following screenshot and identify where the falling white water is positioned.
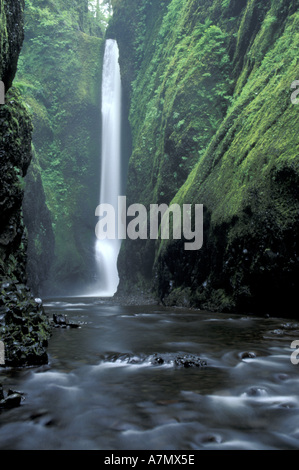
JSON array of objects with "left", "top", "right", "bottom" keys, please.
[{"left": 95, "top": 39, "right": 122, "bottom": 297}]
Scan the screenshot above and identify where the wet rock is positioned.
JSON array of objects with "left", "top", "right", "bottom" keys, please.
[
  {"left": 52, "top": 313, "right": 80, "bottom": 329},
  {"left": 1, "top": 393, "right": 22, "bottom": 408},
  {"left": 0, "top": 384, "right": 24, "bottom": 409},
  {"left": 200, "top": 433, "right": 222, "bottom": 444},
  {"left": 174, "top": 354, "right": 207, "bottom": 368},
  {"left": 152, "top": 355, "right": 165, "bottom": 365},
  {"left": 240, "top": 351, "right": 256, "bottom": 360},
  {"left": 104, "top": 352, "right": 207, "bottom": 368},
  {"left": 0, "top": 280, "right": 51, "bottom": 367},
  {"left": 276, "top": 373, "right": 289, "bottom": 382},
  {"left": 0, "top": 0, "right": 52, "bottom": 369},
  {"left": 244, "top": 387, "right": 267, "bottom": 397},
  {"left": 107, "top": 352, "right": 144, "bottom": 364},
  {"left": 152, "top": 353, "right": 207, "bottom": 368},
  {"left": 271, "top": 329, "right": 284, "bottom": 335},
  {"left": 53, "top": 313, "right": 68, "bottom": 326}
]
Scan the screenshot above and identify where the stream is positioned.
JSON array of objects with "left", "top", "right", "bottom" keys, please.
[{"left": 0, "top": 297, "right": 299, "bottom": 450}]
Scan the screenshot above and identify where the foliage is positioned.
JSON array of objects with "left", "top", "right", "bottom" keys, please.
[
  {"left": 127, "top": 0, "right": 234, "bottom": 210},
  {"left": 15, "top": 0, "right": 104, "bottom": 292},
  {"left": 114, "top": 0, "right": 299, "bottom": 314}
]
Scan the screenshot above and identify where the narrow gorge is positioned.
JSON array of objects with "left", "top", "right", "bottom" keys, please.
[{"left": 0, "top": 0, "right": 299, "bottom": 452}]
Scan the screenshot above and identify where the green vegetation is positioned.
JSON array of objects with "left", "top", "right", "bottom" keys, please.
[
  {"left": 112, "top": 0, "right": 299, "bottom": 315},
  {"left": 15, "top": 0, "right": 106, "bottom": 293},
  {"left": 0, "top": 0, "right": 52, "bottom": 366},
  {"left": 2, "top": 0, "right": 298, "bottom": 317},
  {"left": 0, "top": 86, "right": 33, "bottom": 282}
]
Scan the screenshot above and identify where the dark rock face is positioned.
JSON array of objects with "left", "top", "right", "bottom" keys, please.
[
  {"left": 22, "top": 151, "right": 55, "bottom": 296},
  {"left": 0, "top": 0, "right": 25, "bottom": 90},
  {"left": 0, "top": 0, "right": 51, "bottom": 367},
  {"left": 0, "top": 280, "right": 51, "bottom": 367},
  {"left": 0, "top": 87, "right": 32, "bottom": 277},
  {"left": 15, "top": 1, "right": 103, "bottom": 296},
  {"left": 111, "top": 0, "right": 299, "bottom": 317}
]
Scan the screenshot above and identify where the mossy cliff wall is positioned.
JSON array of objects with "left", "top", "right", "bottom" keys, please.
[
  {"left": 15, "top": 0, "right": 104, "bottom": 295},
  {"left": 0, "top": 0, "right": 51, "bottom": 366},
  {"left": 110, "top": 0, "right": 299, "bottom": 316}
]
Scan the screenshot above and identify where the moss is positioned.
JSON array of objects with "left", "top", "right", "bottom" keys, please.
[
  {"left": 113, "top": 0, "right": 299, "bottom": 316},
  {"left": 15, "top": 0, "right": 104, "bottom": 293},
  {"left": 115, "top": 0, "right": 242, "bottom": 290},
  {"left": 0, "top": 0, "right": 25, "bottom": 89},
  {"left": 162, "top": 286, "right": 192, "bottom": 308},
  {"left": 0, "top": 1, "right": 51, "bottom": 366},
  {"left": 162, "top": 9, "right": 299, "bottom": 314},
  {"left": 0, "top": 87, "right": 33, "bottom": 277},
  {"left": 0, "top": 279, "right": 51, "bottom": 367}
]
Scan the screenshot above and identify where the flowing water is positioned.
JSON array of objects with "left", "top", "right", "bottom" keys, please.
[
  {"left": 94, "top": 39, "right": 122, "bottom": 297},
  {"left": 1, "top": 298, "right": 299, "bottom": 450}
]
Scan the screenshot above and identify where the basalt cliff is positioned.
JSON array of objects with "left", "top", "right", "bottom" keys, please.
[
  {"left": 109, "top": 0, "right": 299, "bottom": 316},
  {"left": 0, "top": 0, "right": 50, "bottom": 366}
]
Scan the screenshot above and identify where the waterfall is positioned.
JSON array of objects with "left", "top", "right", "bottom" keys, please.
[{"left": 95, "top": 39, "right": 122, "bottom": 297}]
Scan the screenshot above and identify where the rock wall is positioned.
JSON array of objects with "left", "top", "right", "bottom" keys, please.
[
  {"left": 0, "top": 0, "right": 51, "bottom": 366},
  {"left": 110, "top": 0, "right": 299, "bottom": 317},
  {"left": 15, "top": 0, "right": 104, "bottom": 295}
]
